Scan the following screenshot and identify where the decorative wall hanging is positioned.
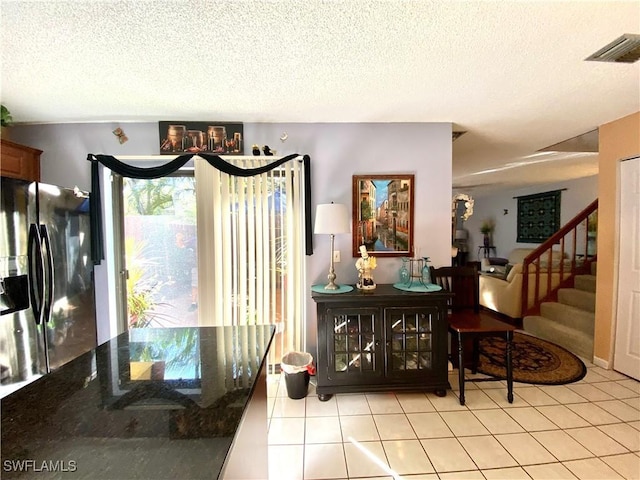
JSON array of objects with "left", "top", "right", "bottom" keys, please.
[
  {"left": 452, "top": 193, "right": 474, "bottom": 241},
  {"left": 452, "top": 193, "right": 474, "bottom": 222},
  {"left": 352, "top": 174, "right": 414, "bottom": 257},
  {"left": 158, "top": 121, "right": 244, "bottom": 155},
  {"left": 516, "top": 190, "right": 562, "bottom": 243},
  {"left": 112, "top": 127, "right": 128, "bottom": 144}
]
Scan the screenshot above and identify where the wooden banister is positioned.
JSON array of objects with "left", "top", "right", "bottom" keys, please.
[{"left": 520, "top": 199, "right": 598, "bottom": 317}]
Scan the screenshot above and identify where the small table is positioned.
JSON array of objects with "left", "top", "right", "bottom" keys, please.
[
  {"left": 448, "top": 310, "right": 516, "bottom": 405},
  {"left": 453, "top": 250, "right": 468, "bottom": 266},
  {"left": 477, "top": 245, "right": 497, "bottom": 258}
]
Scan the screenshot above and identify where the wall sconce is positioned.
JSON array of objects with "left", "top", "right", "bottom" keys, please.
[{"left": 314, "top": 203, "right": 350, "bottom": 290}]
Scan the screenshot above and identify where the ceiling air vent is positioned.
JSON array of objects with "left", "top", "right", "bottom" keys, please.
[{"left": 585, "top": 34, "right": 640, "bottom": 63}]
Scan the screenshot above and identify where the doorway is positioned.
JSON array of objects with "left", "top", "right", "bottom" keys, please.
[
  {"left": 614, "top": 156, "right": 640, "bottom": 380},
  {"left": 110, "top": 156, "right": 308, "bottom": 363}
]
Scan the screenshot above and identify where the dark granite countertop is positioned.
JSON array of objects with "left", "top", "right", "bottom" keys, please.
[{"left": 1, "top": 325, "right": 274, "bottom": 479}]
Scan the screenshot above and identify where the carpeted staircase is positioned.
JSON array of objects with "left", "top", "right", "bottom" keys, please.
[{"left": 523, "top": 262, "right": 596, "bottom": 361}]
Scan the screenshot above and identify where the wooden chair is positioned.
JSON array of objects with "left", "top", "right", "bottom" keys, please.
[{"left": 430, "top": 265, "right": 516, "bottom": 405}]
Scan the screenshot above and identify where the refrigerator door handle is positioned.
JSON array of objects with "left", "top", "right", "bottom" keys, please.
[
  {"left": 27, "top": 223, "right": 45, "bottom": 324},
  {"left": 40, "top": 224, "right": 54, "bottom": 323}
]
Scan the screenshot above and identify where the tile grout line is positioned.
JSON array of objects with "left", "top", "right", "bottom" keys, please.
[{"left": 267, "top": 370, "right": 639, "bottom": 480}]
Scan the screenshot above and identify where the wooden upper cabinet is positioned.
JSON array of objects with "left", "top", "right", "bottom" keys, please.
[{"left": 1, "top": 139, "right": 42, "bottom": 181}]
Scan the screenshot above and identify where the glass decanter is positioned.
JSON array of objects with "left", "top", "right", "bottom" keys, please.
[
  {"left": 399, "top": 258, "right": 410, "bottom": 284},
  {"left": 421, "top": 257, "right": 431, "bottom": 285}
]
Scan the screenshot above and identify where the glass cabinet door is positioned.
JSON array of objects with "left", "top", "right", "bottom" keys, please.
[
  {"left": 386, "top": 307, "right": 436, "bottom": 373},
  {"left": 327, "top": 308, "right": 380, "bottom": 379}
]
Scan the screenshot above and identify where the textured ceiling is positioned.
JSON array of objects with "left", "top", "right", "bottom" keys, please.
[{"left": 1, "top": 1, "right": 639, "bottom": 194}]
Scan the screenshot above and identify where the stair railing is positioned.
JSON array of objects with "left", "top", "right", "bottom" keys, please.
[{"left": 521, "top": 199, "right": 598, "bottom": 317}]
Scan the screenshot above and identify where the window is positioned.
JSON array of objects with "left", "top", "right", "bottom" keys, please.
[
  {"left": 115, "top": 157, "right": 307, "bottom": 361},
  {"left": 122, "top": 174, "right": 197, "bottom": 328}
]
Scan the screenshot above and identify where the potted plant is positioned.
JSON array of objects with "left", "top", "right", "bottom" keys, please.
[
  {"left": 1, "top": 104, "right": 12, "bottom": 139},
  {"left": 480, "top": 219, "right": 494, "bottom": 247}
]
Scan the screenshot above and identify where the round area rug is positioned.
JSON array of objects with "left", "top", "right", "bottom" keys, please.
[{"left": 477, "top": 331, "right": 587, "bottom": 385}]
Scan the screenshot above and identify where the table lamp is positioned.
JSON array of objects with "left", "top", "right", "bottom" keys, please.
[{"left": 314, "top": 203, "right": 350, "bottom": 290}]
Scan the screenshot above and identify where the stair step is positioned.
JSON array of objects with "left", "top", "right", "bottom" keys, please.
[
  {"left": 539, "top": 302, "right": 595, "bottom": 334},
  {"left": 574, "top": 274, "right": 596, "bottom": 293},
  {"left": 523, "top": 315, "right": 594, "bottom": 360},
  {"left": 558, "top": 288, "right": 596, "bottom": 312}
]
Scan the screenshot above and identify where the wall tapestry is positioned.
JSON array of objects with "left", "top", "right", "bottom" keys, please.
[{"left": 516, "top": 190, "right": 561, "bottom": 243}]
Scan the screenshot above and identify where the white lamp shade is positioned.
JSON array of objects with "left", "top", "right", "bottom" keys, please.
[{"left": 314, "top": 203, "right": 350, "bottom": 234}]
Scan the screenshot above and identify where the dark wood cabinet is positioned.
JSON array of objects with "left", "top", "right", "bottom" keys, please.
[
  {"left": 312, "top": 284, "right": 452, "bottom": 400},
  {"left": 1, "top": 139, "right": 42, "bottom": 181}
]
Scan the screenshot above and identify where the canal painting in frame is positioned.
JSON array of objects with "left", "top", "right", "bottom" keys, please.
[{"left": 352, "top": 174, "right": 415, "bottom": 257}]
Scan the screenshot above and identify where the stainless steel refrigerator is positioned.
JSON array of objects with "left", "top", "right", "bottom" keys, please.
[{"left": 0, "top": 176, "right": 97, "bottom": 398}]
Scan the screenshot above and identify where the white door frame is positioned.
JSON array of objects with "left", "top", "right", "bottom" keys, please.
[{"left": 613, "top": 155, "right": 640, "bottom": 379}]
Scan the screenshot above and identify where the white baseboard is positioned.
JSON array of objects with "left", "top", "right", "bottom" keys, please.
[{"left": 593, "top": 356, "right": 609, "bottom": 369}]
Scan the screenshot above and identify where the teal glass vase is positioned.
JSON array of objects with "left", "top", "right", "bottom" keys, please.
[
  {"left": 399, "top": 258, "right": 410, "bottom": 284},
  {"left": 421, "top": 257, "right": 431, "bottom": 285}
]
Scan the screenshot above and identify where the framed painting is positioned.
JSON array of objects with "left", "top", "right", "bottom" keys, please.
[
  {"left": 158, "top": 121, "right": 244, "bottom": 155},
  {"left": 352, "top": 174, "right": 415, "bottom": 257}
]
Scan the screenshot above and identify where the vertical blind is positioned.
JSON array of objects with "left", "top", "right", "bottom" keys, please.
[{"left": 195, "top": 157, "right": 307, "bottom": 356}]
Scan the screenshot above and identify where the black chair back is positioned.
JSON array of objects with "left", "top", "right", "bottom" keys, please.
[{"left": 429, "top": 265, "right": 480, "bottom": 313}]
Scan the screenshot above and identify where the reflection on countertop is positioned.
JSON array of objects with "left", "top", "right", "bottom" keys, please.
[{"left": 1, "top": 325, "right": 274, "bottom": 479}]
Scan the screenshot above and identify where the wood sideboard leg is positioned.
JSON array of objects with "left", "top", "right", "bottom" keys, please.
[
  {"left": 317, "top": 393, "right": 333, "bottom": 402},
  {"left": 434, "top": 389, "right": 447, "bottom": 397}
]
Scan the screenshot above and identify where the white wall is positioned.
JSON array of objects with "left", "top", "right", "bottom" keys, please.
[
  {"left": 11, "top": 122, "right": 452, "bottom": 354},
  {"left": 10, "top": 123, "right": 161, "bottom": 191},
  {"left": 458, "top": 175, "right": 598, "bottom": 261}
]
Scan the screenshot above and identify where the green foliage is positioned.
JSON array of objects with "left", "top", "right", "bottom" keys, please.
[
  {"left": 480, "top": 219, "right": 495, "bottom": 234},
  {"left": 131, "top": 328, "right": 199, "bottom": 372},
  {"left": 124, "top": 176, "right": 197, "bottom": 225},
  {"left": 125, "top": 238, "right": 171, "bottom": 328},
  {"left": 1, "top": 105, "right": 12, "bottom": 127},
  {"left": 124, "top": 178, "right": 175, "bottom": 216}
]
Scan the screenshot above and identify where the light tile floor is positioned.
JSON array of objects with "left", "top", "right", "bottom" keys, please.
[{"left": 267, "top": 362, "right": 640, "bottom": 480}]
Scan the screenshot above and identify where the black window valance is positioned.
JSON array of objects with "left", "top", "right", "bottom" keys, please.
[{"left": 87, "top": 153, "right": 312, "bottom": 264}]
